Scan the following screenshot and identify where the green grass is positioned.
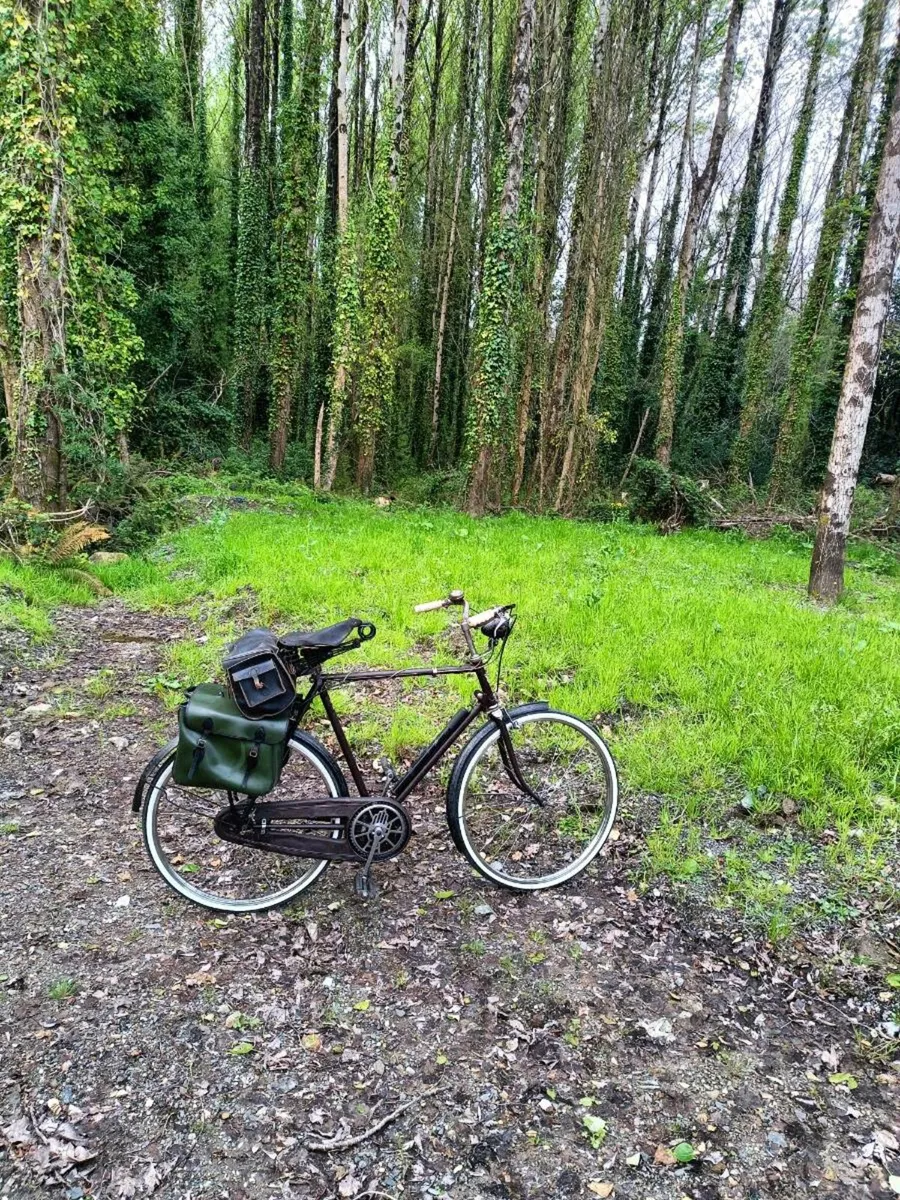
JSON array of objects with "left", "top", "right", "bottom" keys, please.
[
  {"left": 103, "top": 493, "right": 899, "bottom": 834},
  {"left": 4, "top": 488, "right": 900, "bottom": 906},
  {"left": 0, "top": 557, "right": 97, "bottom": 641},
  {"left": 48, "top": 976, "right": 78, "bottom": 1000}
]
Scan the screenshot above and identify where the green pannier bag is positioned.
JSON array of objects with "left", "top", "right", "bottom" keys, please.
[{"left": 172, "top": 683, "right": 291, "bottom": 797}]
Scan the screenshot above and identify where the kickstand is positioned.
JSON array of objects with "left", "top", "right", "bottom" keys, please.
[{"left": 354, "top": 833, "right": 383, "bottom": 901}]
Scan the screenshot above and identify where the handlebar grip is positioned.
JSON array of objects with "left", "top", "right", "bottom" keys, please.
[
  {"left": 467, "top": 606, "right": 499, "bottom": 629},
  {"left": 414, "top": 598, "right": 449, "bottom": 613}
]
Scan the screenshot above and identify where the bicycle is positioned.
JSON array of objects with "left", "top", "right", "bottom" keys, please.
[{"left": 132, "top": 591, "right": 618, "bottom": 913}]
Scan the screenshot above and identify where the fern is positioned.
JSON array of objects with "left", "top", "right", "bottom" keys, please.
[{"left": 47, "top": 522, "right": 110, "bottom": 564}]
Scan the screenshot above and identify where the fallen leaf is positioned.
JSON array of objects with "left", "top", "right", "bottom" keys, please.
[
  {"left": 185, "top": 971, "right": 216, "bottom": 987},
  {"left": 654, "top": 1145, "right": 676, "bottom": 1166},
  {"left": 301, "top": 1032, "right": 322, "bottom": 1052},
  {"left": 353, "top": 999, "right": 370, "bottom": 1012},
  {"left": 827, "top": 1072, "right": 858, "bottom": 1090},
  {"left": 588, "top": 1184, "right": 614, "bottom": 1198},
  {"left": 229, "top": 1041, "right": 254, "bottom": 1056}
]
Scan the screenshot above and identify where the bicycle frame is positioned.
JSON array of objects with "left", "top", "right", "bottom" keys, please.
[{"left": 291, "top": 659, "right": 499, "bottom": 801}]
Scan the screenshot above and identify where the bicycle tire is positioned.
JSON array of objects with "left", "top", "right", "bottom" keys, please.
[
  {"left": 140, "top": 731, "right": 348, "bottom": 914},
  {"left": 446, "top": 707, "right": 618, "bottom": 891}
]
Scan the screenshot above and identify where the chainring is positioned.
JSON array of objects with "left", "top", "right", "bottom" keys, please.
[{"left": 347, "top": 800, "right": 411, "bottom": 861}]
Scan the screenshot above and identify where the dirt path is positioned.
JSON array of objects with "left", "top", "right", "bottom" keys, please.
[{"left": 1, "top": 602, "right": 899, "bottom": 1200}]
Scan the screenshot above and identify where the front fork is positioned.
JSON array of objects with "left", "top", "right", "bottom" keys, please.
[{"left": 488, "top": 706, "right": 544, "bottom": 807}]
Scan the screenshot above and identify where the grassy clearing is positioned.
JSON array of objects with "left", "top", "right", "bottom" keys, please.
[
  {"left": 4, "top": 485, "right": 899, "bottom": 929},
  {"left": 96, "top": 490, "right": 900, "bottom": 827}
]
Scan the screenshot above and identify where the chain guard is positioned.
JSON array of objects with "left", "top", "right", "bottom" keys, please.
[{"left": 213, "top": 797, "right": 411, "bottom": 862}]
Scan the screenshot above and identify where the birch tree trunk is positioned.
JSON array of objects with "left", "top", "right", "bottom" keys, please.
[
  {"left": 809, "top": 57, "right": 900, "bottom": 602},
  {"left": 769, "top": 0, "right": 887, "bottom": 499},
  {"left": 655, "top": 0, "right": 745, "bottom": 466}
]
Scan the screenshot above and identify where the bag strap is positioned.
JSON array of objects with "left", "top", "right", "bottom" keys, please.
[
  {"left": 187, "top": 717, "right": 214, "bottom": 782},
  {"left": 241, "top": 727, "right": 267, "bottom": 790}
]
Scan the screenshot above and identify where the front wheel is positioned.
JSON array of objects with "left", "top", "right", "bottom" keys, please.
[{"left": 446, "top": 708, "right": 618, "bottom": 891}]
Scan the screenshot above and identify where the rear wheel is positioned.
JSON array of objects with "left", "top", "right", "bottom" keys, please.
[
  {"left": 141, "top": 734, "right": 347, "bottom": 914},
  {"left": 447, "top": 709, "right": 617, "bottom": 890}
]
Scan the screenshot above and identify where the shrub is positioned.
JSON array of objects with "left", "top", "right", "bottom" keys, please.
[{"left": 624, "top": 458, "right": 712, "bottom": 529}]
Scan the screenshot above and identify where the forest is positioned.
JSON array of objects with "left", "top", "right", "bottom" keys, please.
[{"left": 1, "top": 0, "right": 900, "bottom": 586}]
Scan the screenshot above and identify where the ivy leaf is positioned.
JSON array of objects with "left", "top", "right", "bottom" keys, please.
[
  {"left": 229, "top": 1041, "right": 254, "bottom": 1056},
  {"left": 354, "top": 999, "right": 370, "bottom": 1012}
]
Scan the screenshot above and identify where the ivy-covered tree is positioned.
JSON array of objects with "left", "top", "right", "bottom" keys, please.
[
  {"left": 465, "top": 0, "right": 536, "bottom": 516},
  {"left": 0, "top": 0, "right": 158, "bottom": 505}
]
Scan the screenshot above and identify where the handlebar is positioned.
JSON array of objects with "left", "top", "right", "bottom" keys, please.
[
  {"left": 413, "top": 589, "right": 465, "bottom": 613},
  {"left": 413, "top": 598, "right": 449, "bottom": 613},
  {"left": 413, "top": 591, "right": 505, "bottom": 628},
  {"left": 467, "top": 607, "right": 501, "bottom": 629}
]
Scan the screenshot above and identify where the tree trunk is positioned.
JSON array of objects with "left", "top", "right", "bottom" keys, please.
[
  {"left": 719, "top": 0, "right": 793, "bottom": 329},
  {"left": 430, "top": 146, "right": 466, "bottom": 460},
  {"left": 323, "top": 0, "right": 352, "bottom": 489},
  {"left": 270, "top": 0, "right": 325, "bottom": 472},
  {"left": 389, "top": 0, "right": 411, "bottom": 188},
  {"left": 731, "top": 0, "right": 829, "bottom": 483},
  {"left": 236, "top": 0, "right": 270, "bottom": 450},
  {"left": 353, "top": 0, "right": 413, "bottom": 493},
  {"left": 7, "top": 0, "right": 70, "bottom": 508},
  {"left": 769, "top": 0, "right": 887, "bottom": 499},
  {"left": 465, "top": 0, "right": 537, "bottom": 516},
  {"left": 809, "top": 55, "right": 900, "bottom": 602},
  {"left": 351, "top": 0, "right": 368, "bottom": 194},
  {"left": 512, "top": 0, "right": 582, "bottom": 502},
  {"left": 655, "top": 0, "right": 745, "bottom": 466}
]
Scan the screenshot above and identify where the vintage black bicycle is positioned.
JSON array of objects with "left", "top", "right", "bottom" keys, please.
[{"left": 132, "top": 591, "right": 618, "bottom": 913}]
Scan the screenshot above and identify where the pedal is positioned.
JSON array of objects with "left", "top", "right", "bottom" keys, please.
[{"left": 354, "top": 869, "right": 378, "bottom": 901}]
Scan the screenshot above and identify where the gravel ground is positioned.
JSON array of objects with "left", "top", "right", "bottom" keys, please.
[{"left": 1, "top": 601, "right": 899, "bottom": 1200}]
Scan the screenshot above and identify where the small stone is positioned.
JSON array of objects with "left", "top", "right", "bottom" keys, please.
[
  {"left": 474, "top": 904, "right": 494, "bottom": 917},
  {"left": 88, "top": 551, "right": 129, "bottom": 565},
  {"left": 109, "top": 736, "right": 130, "bottom": 751},
  {"left": 636, "top": 1017, "right": 675, "bottom": 1043},
  {"left": 3, "top": 731, "right": 23, "bottom": 751},
  {"left": 625, "top": 1152, "right": 641, "bottom": 1167},
  {"left": 114, "top": 895, "right": 131, "bottom": 908},
  {"left": 766, "top": 1130, "right": 787, "bottom": 1151},
  {"left": 23, "top": 703, "right": 52, "bottom": 718}
]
